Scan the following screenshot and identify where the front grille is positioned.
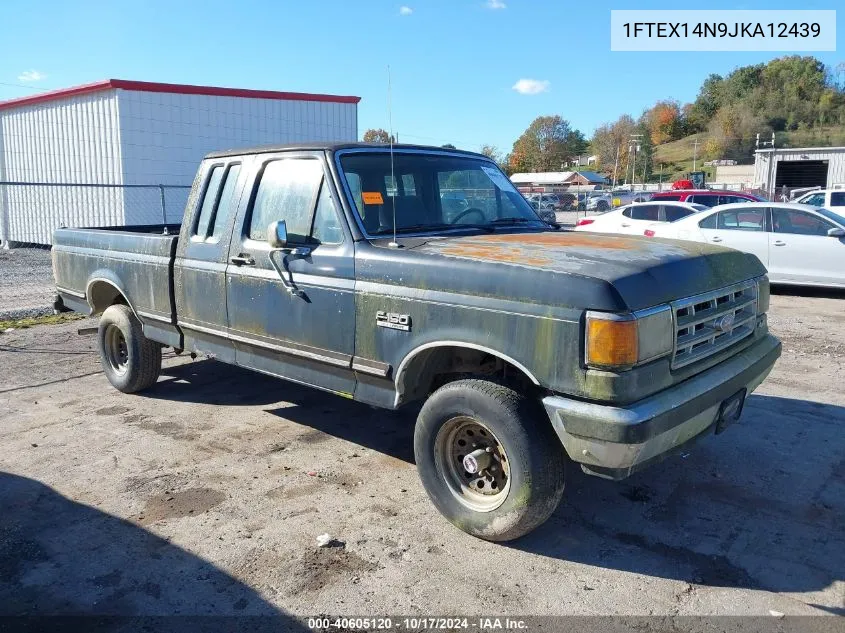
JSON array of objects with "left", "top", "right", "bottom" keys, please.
[{"left": 671, "top": 280, "right": 758, "bottom": 369}]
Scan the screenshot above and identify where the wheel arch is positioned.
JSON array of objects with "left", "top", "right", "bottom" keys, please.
[
  {"left": 86, "top": 274, "right": 140, "bottom": 319},
  {"left": 394, "top": 341, "right": 541, "bottom": 407}
]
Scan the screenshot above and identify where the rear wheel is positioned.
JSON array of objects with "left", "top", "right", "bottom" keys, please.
[
  {"left": 97, "top": 304, "right": 161, "bottom": 393},
  {"left": 414, "top": 378, "right": 566, "bottom": 541}
]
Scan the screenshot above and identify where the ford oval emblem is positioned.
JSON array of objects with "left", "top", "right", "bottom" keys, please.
[{"left": 715, "top": 313, "right": 735, "bottom": 333}]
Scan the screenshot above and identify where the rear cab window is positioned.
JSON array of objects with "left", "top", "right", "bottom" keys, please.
[
  {"left": 830, "top": 192, "right": 845, "bottom": 207},
  {"left": 194, "top": 163, "right": 242, "bottom": 242}
]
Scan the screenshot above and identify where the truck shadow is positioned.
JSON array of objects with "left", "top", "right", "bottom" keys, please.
[
  {"left": 144, "top": 360, "right": 842, "bottom": 596},
  {"left": 512, "top": 394, "right": 845, "bottom": 597},
  {"left": 148, "top": 358, "right": 417, "bottom": 463},
  {"left": 0, "top": 471, "right": 309, "bottom": 629}
]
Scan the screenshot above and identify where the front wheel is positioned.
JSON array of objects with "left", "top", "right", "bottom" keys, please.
[
  {"left": 97, "top": 304, "right": 162, "bottom": 393},
  {"left": 414, "top": 379, "right": 566, "bottom": 541}
]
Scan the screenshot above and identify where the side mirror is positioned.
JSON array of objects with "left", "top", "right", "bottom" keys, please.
[
  {"left": 268, "top": 220, "right": 287, "bottom": 248},
  {"left": 827, "top": 227, "right": 845, "bottom": 238}
]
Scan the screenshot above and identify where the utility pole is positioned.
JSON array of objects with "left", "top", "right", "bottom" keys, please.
[
  {"left": 690, "top": 136, "right": 701, "bottom": 171},
  {"left": 629, "top": 134, "right": 643, "bottom": 189},
  {"left": 659, "top": 163, "right": 664, "bottom": 190},
  {"left": 756, "top": 131, "right": 776, "bottom": 199},
  {"left": 612, "top": 145, "right": 620, "bottom": 188}
]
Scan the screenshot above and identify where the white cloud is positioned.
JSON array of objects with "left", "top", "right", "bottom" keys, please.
[
  {"left": 486, "top": 0, "right": 506, "bottom": 8},
  {"left": 399, "top": 5, "right": 413, "bottom": 15},
  {"left": 512, "top": 78, "right": 550, "bottom": 95},
  {"left": 18, "top": 70, "right": 46, "bottom": 82}
]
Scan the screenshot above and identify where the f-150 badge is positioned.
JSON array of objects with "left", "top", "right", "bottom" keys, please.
[{"left": 376, "top": 311, "right": 411, "bottom": 331}]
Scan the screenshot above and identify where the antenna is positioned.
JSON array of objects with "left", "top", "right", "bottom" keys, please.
[{"left": 387, "top": 65, "right": 399, "bottom": 248}]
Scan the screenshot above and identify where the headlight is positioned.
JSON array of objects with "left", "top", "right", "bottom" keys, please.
[{"left": 585, "top": 306, "right": 673, "bottom": 370}]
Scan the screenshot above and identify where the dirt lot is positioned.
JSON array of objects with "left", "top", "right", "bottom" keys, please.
[{"left": 0, "top": 290, "right": 843, "bottom": 621}]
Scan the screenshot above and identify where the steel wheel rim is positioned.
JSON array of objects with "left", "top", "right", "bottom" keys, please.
[
  {"left": 104, "top": 324, "right": 129, "bottom": 375},
  {"left": 434, "top": 416, "right": 510, "bottom": 513}
]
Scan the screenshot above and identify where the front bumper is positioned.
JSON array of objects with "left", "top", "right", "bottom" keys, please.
[{"left": 542, "top": 334, "right": 781, "bottom": 480}]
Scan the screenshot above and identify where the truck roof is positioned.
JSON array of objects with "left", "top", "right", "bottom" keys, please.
[{"left": 205, "top": 142, "right": 487, "bottom": 159}]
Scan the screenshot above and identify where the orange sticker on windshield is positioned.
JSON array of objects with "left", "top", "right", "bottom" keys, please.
[{"left": 362, "top": 191, "right": 384, "bottom": 205}]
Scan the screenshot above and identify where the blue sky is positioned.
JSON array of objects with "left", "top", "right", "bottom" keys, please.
[{"left": 1, "top": 0, "right": 842, "bottom": 155}]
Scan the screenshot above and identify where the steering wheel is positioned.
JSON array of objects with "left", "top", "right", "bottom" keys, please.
[{"left": 451, "top": 207, "right": 486, "bottom": 225}]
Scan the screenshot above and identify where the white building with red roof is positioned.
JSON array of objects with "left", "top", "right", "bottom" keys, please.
[{"left": 0, "top": 79, "right": 360, "bottom": 244}]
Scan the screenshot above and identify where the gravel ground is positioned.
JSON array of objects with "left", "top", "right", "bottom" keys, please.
[
  {"left": 0, "top": 292, "right": 843, "bottom": 622},
  {"left": 0, "top": 247, "right": 55, "bottom": 320}
]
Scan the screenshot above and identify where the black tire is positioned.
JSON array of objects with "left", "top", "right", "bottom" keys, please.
[
  {"left": 414, "top": 378, "right": 566, "bottom": 542},
  {"left": 97, "top": 304, "right": 162, "bottom": 393}
]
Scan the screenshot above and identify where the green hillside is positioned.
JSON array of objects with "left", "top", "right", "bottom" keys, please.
[{"left": 652, "top": 125, "right": 845, "bottom": 183}]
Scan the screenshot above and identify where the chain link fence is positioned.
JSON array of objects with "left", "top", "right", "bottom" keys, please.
[{"left": 0, "top": 182, "right": 190, "bottom": 320}]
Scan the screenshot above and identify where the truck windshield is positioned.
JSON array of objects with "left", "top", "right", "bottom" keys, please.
[{"left": 338, "top": 151, "right": 544, "bottom": 236}]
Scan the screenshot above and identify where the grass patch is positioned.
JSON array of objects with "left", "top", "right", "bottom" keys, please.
[{"left": 0, "top": 312, "right": 85, "bottom": 331}]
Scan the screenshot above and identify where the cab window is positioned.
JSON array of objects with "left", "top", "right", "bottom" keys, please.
[
  {"left": 310, "top": 182, "right": 344, "bottom": 244},
  {"left": 209, "top": 164, "right": 241, "bottom": 240},
  {"left": 194, "top": 165, "right": 225, "bottom": 238},
  {"left": 830, "top": 192, "right": 845, "bottom": 207},
  {"left": 249, "top": 159, "right": 323, "bottom": 242}
]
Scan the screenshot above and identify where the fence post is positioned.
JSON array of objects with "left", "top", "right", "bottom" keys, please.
[{"left": 158, "top": 185, "right": 167, "bottom": 225}]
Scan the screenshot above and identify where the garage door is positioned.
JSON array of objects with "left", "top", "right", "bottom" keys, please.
[{"left": 775, "top": 160, "right": 829, "bottom": 188}]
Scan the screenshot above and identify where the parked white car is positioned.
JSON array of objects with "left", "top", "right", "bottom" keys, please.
[
  {"left": 793, "top": 186, "right": 845, "bottom": 211},
  {"left": 645, "top": 202, "right": 845, "bottom": 288},
  {"left": 574, "top": 202, "right": 706, "bottom": 235}
]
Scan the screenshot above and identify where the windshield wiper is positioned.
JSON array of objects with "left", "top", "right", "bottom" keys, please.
[
  {"left": 489, "top": 217, "right": 544, "bottom": 225},
  {"left": 375, "top": 223, "right": 495, "bottom": 235}
]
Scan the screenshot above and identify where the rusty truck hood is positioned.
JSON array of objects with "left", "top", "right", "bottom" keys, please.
[{"left": 410, "top": 231, "right": 765, "bottom": 310}]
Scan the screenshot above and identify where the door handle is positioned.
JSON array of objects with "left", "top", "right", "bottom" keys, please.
[
  {"left": 230, "top": 254, "right": 255, "bottom": 266},
  {"left": 621, "top": 223, "right": 630, "bottom": 227},
  {"left": 774, "top": 240, "right": 786, "bottom": 246},
  {"left": 711, "top": 237, "right": 723, "bottom": 242}
]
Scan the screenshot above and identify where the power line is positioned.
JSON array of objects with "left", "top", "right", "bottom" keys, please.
[{"left": 0, "top": 81, "right": 44, "bottom": 91}]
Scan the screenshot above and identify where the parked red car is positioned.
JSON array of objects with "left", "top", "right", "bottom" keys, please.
[{"left": 650, "top": 189, "right": 764, "bottom": 207}]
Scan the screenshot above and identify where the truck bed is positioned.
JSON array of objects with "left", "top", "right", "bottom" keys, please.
[{"left": 52, "top": 225, "right": 181, "bottom": 346}]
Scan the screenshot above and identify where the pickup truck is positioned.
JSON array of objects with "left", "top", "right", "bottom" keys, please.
[{"left": 53, "top": 143, "right": 781, "bottom": 542}]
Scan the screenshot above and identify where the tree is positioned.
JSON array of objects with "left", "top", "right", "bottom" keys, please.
[
  {"left": 509, "top": 115, "right": 586, "bottom": 172},
  {"left": 590, "top": 114, "right": 637, "bottom": 180},
  {"left": 685, "top": 73, "right": 724, "bottom": 132},
  {"left": 479, "top": 144, "right": 501, "bottom": 162},
  {"left": 363, "top": 128, "right": 394, "bottom": 143},
  {"left": 642, "top": 100, "right": 683, "bottom": 145}
]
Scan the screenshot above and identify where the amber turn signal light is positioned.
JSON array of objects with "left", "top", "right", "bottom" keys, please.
[{"left": 585, "top": 316, "right": 639, "bottom": 368}]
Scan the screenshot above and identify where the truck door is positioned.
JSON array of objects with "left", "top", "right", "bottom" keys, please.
[
  {"left": 174, "top": 160, "right": 246, "bottom": 363},
  {"left": 225, "top": 152, "right": 357, "bottom": 397}
]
